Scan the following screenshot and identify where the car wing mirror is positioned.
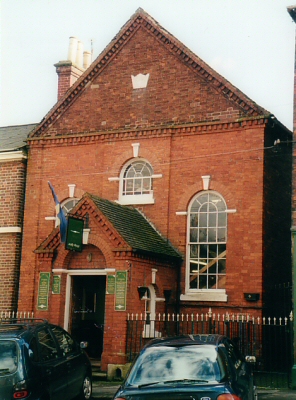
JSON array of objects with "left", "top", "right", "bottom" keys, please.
[
  {"left": 245, "top": 355, "right": 256, "bottom": 363},
  {"left": 28, "top": 349, "right": 34, "bottom": 359},
  {"left": 80, "top": 341, "right": 88, "bottom": 349}
]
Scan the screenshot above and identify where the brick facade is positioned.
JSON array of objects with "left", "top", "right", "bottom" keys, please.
[
  {"left": 0, "top": 158, "right": 27, "bottom": 311},
  {"left": 18, "top": 9, "right": 292, "bottom": 370}
]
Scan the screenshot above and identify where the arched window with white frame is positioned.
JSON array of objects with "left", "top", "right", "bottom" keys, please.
[
  {"left": 51, "top": 198, "right": 80, "bottom": 228},
  {"left": 119, "top": 158, "right": 155, "bottom": 205},
  {"left": 62, "top": 198, "right": 80, "bottom": 216},
  {"left": 184, "top": 191, "right": 227, "bottom": 302}
]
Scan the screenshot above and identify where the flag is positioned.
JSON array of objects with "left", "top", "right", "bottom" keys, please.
[{"left": 48, "top": 181, "right": 67, "bottom": 243}]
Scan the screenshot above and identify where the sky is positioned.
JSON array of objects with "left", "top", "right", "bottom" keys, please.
[{"left": 1, "top": 0, "right": 296, "bottom": 131}]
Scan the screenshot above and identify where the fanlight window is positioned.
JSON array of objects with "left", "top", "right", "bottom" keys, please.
[
  {"left": 62, "top": 198, "right": 80, "bottom": 216},
  {"left": 188, "top": 192, "right": 227, "bottom": 290},
  {"left": 123, "top": 161, "right": 153, "bottom": 196}
]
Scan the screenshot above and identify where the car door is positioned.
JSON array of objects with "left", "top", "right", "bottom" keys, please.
[
  {"left": 223, "top": 339, "right": 254, "bottom": 400},
  {"left": 50, "top": 325, "right": 87, "bottom": 399},
  {"left": 34, "top": 327, "right": 68, "bottom": 400}
]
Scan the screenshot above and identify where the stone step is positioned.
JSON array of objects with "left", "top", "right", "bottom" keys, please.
[{"left": 92, "top": 370, "right": 108, "bottom": 380}]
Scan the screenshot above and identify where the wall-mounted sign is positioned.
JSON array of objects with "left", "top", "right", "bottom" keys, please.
[
  {"left": 37, "top": 272, "right": 50, "bottom": 311},
  {"left": 107, "top": 275, "right": 115, "bottom": 294},
  {"left": 65, "top": 216, "right": 84, "bottom": 252},
  {"left": 52, "top": 275, "right": 61, "bottom": 294},
  {"left": 115, "top": 271, "right": 127, "bottom": 311}
]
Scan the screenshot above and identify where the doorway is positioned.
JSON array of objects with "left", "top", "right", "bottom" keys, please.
[{"left": 70, "top": 275, "right": 106, "bottom": 359}]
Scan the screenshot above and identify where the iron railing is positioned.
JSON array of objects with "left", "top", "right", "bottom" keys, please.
[
  {"left": 0, "top": 311, "right": 34, "bottom": 320},
  {"left": 126, "top": 309, "right": 293, "bottom": 389}
]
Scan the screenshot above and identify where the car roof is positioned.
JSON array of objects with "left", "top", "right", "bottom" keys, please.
[
  {"left": 143, "top": 334, "right": 228, "bottom": 349},
  {"left": 0, "top": 319, "right": 49, "bottom": 339}
]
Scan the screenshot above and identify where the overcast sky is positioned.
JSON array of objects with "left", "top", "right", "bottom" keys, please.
[{"left": 1, "top": 0, "right": 295, "bottom": 130}]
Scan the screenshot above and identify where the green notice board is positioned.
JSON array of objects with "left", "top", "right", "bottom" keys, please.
[
  {"left": 37, "top": 272, "right": 50, "bottom": 311},
  {"left": 52, "top": 275, "right": 61, "bottom": 294},
  {"left": 115, "top": 271, "right": 127, "bottom": 311},
  {"left": 107, "top": 275, "right": 115, "bottom": 294}
]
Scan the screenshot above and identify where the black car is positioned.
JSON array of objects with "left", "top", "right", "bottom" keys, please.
[
  {"left": 113, "top": 334, "right": 257, "bottom": 400},
  {"left": 0, "top": 319, "right": 92, "bottom": 400}
]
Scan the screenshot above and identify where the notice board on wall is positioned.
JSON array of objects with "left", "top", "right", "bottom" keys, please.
[{"left": 115, "top": 271, "right": 127, "bottom": 311}]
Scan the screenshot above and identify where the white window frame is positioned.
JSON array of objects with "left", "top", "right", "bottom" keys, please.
[
  {"left": 50, "top": 198, "right": 80, "bottom": 228},
  {"left": 142, "top": 285, "right": 162, "bottom": 338},
  {"left": 61, "top": 198, "right": 80, "bottom": 216},
  {"left": 181, "top": 191, "right": 228, "bottom": 302},
  {"left": 118, "top": 158, "right": 155, "bottom": 205}
]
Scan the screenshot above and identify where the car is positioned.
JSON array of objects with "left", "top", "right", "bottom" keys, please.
[
  {"left": 0, "top": 318, "right": 92, "bottom": 400},
  {"left": 113, "top": 334, "right": 257, "bottom": 400}
]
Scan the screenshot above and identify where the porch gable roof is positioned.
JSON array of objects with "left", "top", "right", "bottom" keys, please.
[
  {"left": 86, "top": 193, "right": 182, "bottom": 261},
  {"left": 35, "top": 193, "right": 182, "bottom": 262}
]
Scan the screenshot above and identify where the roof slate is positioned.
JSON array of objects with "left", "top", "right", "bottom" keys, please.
[
  {"left": 88, "top": 194, "right": 182, "bottom": 261},
  {"left": 0, "top": 124, "right": 37, "bottom": 151}
]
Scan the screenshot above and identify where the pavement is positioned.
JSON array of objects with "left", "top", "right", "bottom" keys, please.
[{"left": 91, "top": 380, "right": 296, "bottom": 399}]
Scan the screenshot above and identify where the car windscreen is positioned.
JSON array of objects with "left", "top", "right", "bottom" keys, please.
[
  {"left": 0, "top": 340, "right": 18, "bottom": 375},
  {"left": 127, "top": 344, "right": 224, "bottom": 386}
]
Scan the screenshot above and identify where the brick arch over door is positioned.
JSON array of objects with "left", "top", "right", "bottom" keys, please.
[{"left": 52, "top": 233, "right": 116, "bottom": 271}]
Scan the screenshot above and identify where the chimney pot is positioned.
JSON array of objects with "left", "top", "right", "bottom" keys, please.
[
  {"left": 83, "top": 51, "right": 91, "bottom": 69},
  {"left": 68, "top": 36, "right": 78, "bottom": 63},
  {"left": 75, "top": 41, "right": 83, "bottom": 68}
]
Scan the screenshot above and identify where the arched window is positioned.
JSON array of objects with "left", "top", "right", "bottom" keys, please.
[
  {"left": 187, "top": 191, "right": 227, "bottom": 293},
  {"left": 119, "top": 159, "right": 155, "bottom": 205},
  {"left": 62, "top": 198, "right": 80, "bottom": 216}
]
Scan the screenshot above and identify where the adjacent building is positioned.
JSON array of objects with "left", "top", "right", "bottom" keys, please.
[{"left": 0, "top": 124, "right": 36, "bottom": 311}]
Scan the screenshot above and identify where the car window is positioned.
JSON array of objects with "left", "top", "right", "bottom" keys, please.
[
  {"left": 37, "top": 328, "right": 60, "bottom": 361},
  {"left": 28, "top": 336, "right": 40, "bottom": 362},
  {"left": 222, "top": 339, "right": 243, "bottom": 370},
  {"left": 50, "top": 326, "right": 78, "bottom": 356},
  {"left": 128, "top": 345, "right": 222, "bottom": 386},
  {"left": 0, "top": 340, "right": 18, "bottom": 374}
]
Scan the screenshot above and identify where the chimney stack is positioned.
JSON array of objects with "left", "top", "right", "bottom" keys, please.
[{"left": 54, "top": 37, "right": 90, "bottom": 101}]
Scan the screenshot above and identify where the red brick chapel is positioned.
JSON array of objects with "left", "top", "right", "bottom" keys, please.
[{"left": 18, "top": 8, "right": 292, "bottom": 371}]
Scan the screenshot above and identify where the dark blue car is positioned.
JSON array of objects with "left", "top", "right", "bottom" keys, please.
[
  {"left": 0, "top": 319, "right": 92, "bottom": 400},
  {"left": 113, "top": 334, "right": 257, "bottom": 400}
]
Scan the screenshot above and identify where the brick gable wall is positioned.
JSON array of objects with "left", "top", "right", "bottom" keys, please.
[{"left": 44, "top": 27, "right": 243, "bottom": 137}]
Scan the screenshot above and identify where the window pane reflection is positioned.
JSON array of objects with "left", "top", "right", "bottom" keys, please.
[{"left": 128, "top": 345, "right": 222, "bottom": 385}]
